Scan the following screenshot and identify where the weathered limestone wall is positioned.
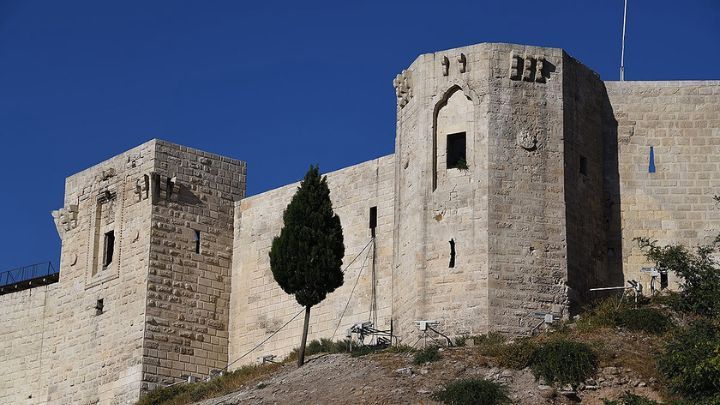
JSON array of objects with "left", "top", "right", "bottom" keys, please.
[
  {"left": 0, "top": 139, "right": 246, "bottom": 404},
  {"left": 0, "top": 286, "right": 55, "bottom": 404},
  {"left": 393, "top": 43, "right": 492, "bottom": 340},
  {"left": 142, "top": 141, "right": 245, "bottom": 390},
  {"left": 229, "top": 156, "right": 394, "bottom": 366},
  {"left": 391, "top": 43, "right": 592, "bottom": 338},
  {"left": 4, "top": 42, "right": 719, "bottom": 404},
  {"left": 42, "top": 141, "right": 156, "bottom": 404},
  {"left": 483, "top": 44, "right": 569, "bottom": 332},
  {"left": 562, "top": 55, "right": 623, "bottom": 306},
  {"left": 606, "top": 81, "right": 720, "bottom": 288}
]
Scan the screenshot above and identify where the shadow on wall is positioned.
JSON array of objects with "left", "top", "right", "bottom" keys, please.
[
  {"left": 177, "top": 184, "right": 204, "bottom": 207},
  {"left": 600, "top": 89, "right": 625, "bottom": 298},
  {"left": 563, "top": 60, "right": 624, "bottom": 315}
]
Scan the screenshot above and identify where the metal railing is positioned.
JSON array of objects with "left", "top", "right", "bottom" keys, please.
[{"left": 0, "top": 262, "right": 59, "bottom": 290}]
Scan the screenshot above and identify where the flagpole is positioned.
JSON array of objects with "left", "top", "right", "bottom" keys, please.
[{"left": 620, "top": 0, "right": 628, "bottom": 81}]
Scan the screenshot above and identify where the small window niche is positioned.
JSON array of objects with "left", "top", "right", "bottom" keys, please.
[
  {"left": 95, "top": 298, "right": 104, "bottom": 316},
  {"left": 648, "top": 146, "right": 656, "bottom": 173},
  {"left": 102, "top": 231, "right": 115, "bottom": 269},
  {"left": 579, "top": 155, "right": 588, "bottom": 176},
  {"left": 446, "top": 132, "right": 467, "bottom": 170},
  {"left": 449, "top": 239, "right": 456, "bottom": 268},
  {"left": 194, "top": 230, "right": 201, "bottom": 254},
  {"left": 369, "top": 206, "right": 377, "bottom": 238}
]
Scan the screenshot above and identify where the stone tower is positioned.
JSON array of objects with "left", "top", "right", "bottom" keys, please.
[
  {"left": 3, "top": 41, "right": 719, "bottom": 404},
  {"left": 391, "top": 43, "right": 617, "bottom": 337},
  {"left": 39, "top": 140, "right": 245, "bottom": 403}
]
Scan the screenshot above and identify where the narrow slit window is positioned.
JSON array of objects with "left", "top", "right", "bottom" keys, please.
[
  {"left": 648, "top": 146, "right": 656, "bottom": 173},
  {"left": 446, "top": 132, "right": 467, "bottom": 169},
  {"left": 102, "top": 231, "right": 115, "bottom": 268},
  {"left": 579, "top": 155, "right": 588, "bottom": 176},
  {"left": 369, "top": 206, "right": 377, "bottom": 237},
  {"left": 166, "top": 177, "right": 174, "bottom": 199},
  {"left": 449, "top": 239, "right": 456, "bottom": 268},
  {"left": 95, "top": 298, "right": 104, "bottom": 315},
  {"left": 194, "top": 230, "right": 201, "bottom": 254}
]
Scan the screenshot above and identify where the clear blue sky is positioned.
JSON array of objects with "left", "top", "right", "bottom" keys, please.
[{"left": 1, "top": 0, "right": 718, "bottom": 271}]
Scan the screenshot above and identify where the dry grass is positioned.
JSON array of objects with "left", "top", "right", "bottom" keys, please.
[
  {"left": 139, "top": 297, "right": 681, "bottom": 404},
  {"left": 136, "top": 363, "right": 282, "bottom": 405},
  {"left": 574, "top": 326, "right": 665, "bottom": 382}
]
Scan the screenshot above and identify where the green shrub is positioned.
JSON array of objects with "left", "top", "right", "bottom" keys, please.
[
  {"left": 637, "top": 236, "right": 720, "bottom": 318},
  {"left": 576, "top": 297, "right": 673, "bottom": 335},
  {"left": 530, "top": 339, "right": 597, "bottom": 385},
  {"left": 576, "top": 296, "right": 627, "bottom": 331},
  {"left": 614, "top": 307, "right": 674, "bottom": 335},
  {"left": 496, "top": 338, "right": 537, "bottom": 369},
  {"left": 658, "top": 320, "right": 720, "bottom": 399},
  {"left": 413, "top": 346, "right": 442, "bottom": 365},
  {"left": 454, "top": 335, "right": 469, "bottom": 347},
  {"left": 602, "top": 391, "right": 659, "bottom": 405},
  {"left": 315, "top": 337, "right": 349, "bottom": 354},
  {"left": 285, "top": 338, "right": 349, "bottom": 362},
  {"left": 694, "top": 394, "right": 720, "bottom": 405},
  {"left": 306, "top": 339, "right": 324, "bottom": 354},
  {"left": 432, "top": 378, "right": 510, "bottom": 405},
  {"left": 454, "top": 158, "right": 469, "bottom": 171},
  {"left": 474, "top": 332, "right": 507, "bottom": 357},
  {"left": 650, "top": 291, "right": 684, "bottom": 312},
  {"left": 349, "top": 345, "right": 379, "bottom": 357}
]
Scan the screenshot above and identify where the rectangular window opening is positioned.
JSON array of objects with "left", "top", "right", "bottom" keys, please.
[
  {"left": 194, "top": 230, "right": 201, "bottom": 254},
  {"left": 95, "top": 298, "right": 104, "bottom": 315},
  {"left": 369, "top": 206, "right": 377, "bottom": 237},
  {"left": 579, "top": 155, "right": 588, "bottom": 176},
  {"left": 102, "top": 231, "right": 115, "bottom": 268},
  {"left": 446, "top": 132, "right": 467, "bottom": 170}
]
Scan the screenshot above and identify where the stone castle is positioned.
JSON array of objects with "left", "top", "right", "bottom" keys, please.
[{"left": 1, "top": 42, "right": 718, "bottom": 404}]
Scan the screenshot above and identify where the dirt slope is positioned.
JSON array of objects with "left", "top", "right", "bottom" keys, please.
[{"left": 195, "top": 346, "right": 662, "bottom": 405}]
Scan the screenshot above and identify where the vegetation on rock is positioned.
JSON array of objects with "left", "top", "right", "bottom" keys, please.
[
  {"left": 529, "top": 339, "right": 598, "bottom": 385},
  {"left": 413, "top": 346, "right": 442, "bottom": 365},
  {"left": 602, "top": 391, "right": 659, "bottom": 405},
  {"left": 432, "top": 378, "right": 510, "bottom": 405},
  {"left": 658, "top": 319, "right": 720, "bottom": 400}
]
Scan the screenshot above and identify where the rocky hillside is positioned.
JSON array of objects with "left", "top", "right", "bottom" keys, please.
[
  {"left": 194, "top": 346, "right": 662, "bottom": 405},
  {"left": 139, "top": 295, "right": 693, "bottom": 405}
]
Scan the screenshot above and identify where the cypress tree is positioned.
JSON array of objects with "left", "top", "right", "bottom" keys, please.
[{"left": 269, "top": 165, "right": 345, "bottom": 366}]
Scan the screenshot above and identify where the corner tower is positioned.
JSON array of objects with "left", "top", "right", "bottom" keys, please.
[
  {"left": 392, "top": 43, "right": 613, "bottom": 337},
  {"left": 47, "top": 140, "right": 246, "bottom": 403}
]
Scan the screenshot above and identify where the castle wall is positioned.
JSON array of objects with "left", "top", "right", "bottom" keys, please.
[
  {"left": 392, "top": 44, "right": 493, "bottom": 341},
  {"left": 229, "top": 156, "right": 394, "bottom": 366},
  {"left": 41, "top": 141, "right": 155, "bottom": 404},
  {"left": 606, "top": 81, "right": 720, "bottom": 289},
  {"left": 562, "top": 55, "right": 623, "bottom": 306},
  {"left": 0, "top": 286, "right": 55, "bottom": 404},
  {"left": 3, "top": 42, "right": 719, "bottom": 405},
  {"left": 483, "top": 45, "right": 570, "bottom": 332},
  {"left": 142, "top": 141, "right": 245, "bottom": 389},
  {"left": 0, "top": 140, "right": 247, "bottom": 404},
  {"left": 0, "top": 143, "right": 158, "bottom": 403}
]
